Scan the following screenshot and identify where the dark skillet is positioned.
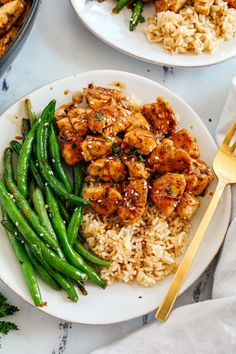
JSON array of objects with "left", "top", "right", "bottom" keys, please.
[{"left": 0, "top": 0, "right": 40, "bottom": 78}]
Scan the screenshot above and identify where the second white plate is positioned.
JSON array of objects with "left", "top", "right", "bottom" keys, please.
[{"left": 70, "top": 0, "right": 236, "bottom": 67}]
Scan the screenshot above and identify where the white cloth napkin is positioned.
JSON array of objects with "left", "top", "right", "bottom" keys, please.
[{"left": 91, "top": 77, "right": 236, "bottom": 354}]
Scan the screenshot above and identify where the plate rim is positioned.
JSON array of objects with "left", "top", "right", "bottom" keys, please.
[
  {"left": 69, "top": 0, "right": 236, "bottom": 68},
  {"left": 0, "top": 69, "right": 232, "bottom": 324}
]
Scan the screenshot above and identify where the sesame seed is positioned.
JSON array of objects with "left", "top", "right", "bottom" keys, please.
[
  {"left": 15, "top": 222, "right": 19, "bottom": 226},
  {"left": 40, "top": 233, "right": 43, "bottom": 237},
  {"left": 52, "top": 159, "right": 55, "bottom": 163},
  {"left": 14, "top": 232, "right": 17, "bottom": 235},
  {"left": 44, "top": 123, "right": 49, "bottom": 127}
]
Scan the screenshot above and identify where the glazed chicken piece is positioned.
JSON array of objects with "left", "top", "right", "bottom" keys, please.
[
  {"left": 55, "top": 104, "right": 89, "bottom": 137},
  {"left": 81, "top": 135, "right": 121, "bottom": 161},
  {"left": 86, "top": 156, "right": 127, "bottom": 183},
  {"left": 83, "top": 184, "right": 123, "bottom": 216},
  {"left": 142, "top": 97, "right": 177, "bottom": 138},
  {"left": 87, "top": 105, "right": 131, "bottom": 136},
  {"left": 126, "top": 112, "right": 150, "bottom": 132},
  {"left": 122, "top": 155, "right": 150, "bottom": 179},
  {"left": 184, "top": 159, "right": 214, "bottom": 196},
  {"left": 0, "top": 0, "right": 25, "bottom": 35},
  {"left": 168, "top": 129, "right": 200, "bottom": 158},
  {"left": 58, "top": 130, "right": 83, "bottom": 166},
  {"left": 83, "top": 84, "right": 124, "bottom": 109},
  {"left": 56, "top": 105, "right": 90, "bottom": 165},
  {"left": 155, "top": 0, "right": 188, "bottom": 12},
  {"left": 0, "top": 25, "right": 18, "bottom": 55},
  {"left": 148, "top": 139, "right": 192, "bottom": 173},
  {"left": 55, "top": 102, "right": 72, "bottom": 120},
  {"left": 226, "top": 0, "right": 236, "bottom": 8},
  {"left": 56, "top": 117, "right": 74, "bottom": 132},
  {"left": 122, "top": 128, "right": 157, "bottom": 155},
  {"left": 193, "top": 0, "right": 215, "bottom": 15},
  {"left": 151, "top": 173, "right": 186, "bottom": 217},
  {"left": 118, "top": 179, "right": 148, "bottom": 226},
  {"left": 67, "top": 107, "right": 90, "bottom": 137},
  {"left": 176, "top": 192, "right": 200, "bottom": 220}
]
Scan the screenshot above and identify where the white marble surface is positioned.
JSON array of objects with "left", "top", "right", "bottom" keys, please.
[{"left": 0, "top": 0, "right": 235, "bottom": 352}]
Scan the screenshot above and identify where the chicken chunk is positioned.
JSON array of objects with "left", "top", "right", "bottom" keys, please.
[
  {"left": 122, "top": 128, "right": 157, "bottom": 155},
  {"left": 155, "top": 0, "right": 188, "bottom": 12},
  {"left": 194, "top": 0, "right": 214, "bottom": 15},
  {"left": 122, "top": 155, "right": 150, "bottom": 179},
  {"left": 184, "top": 159, "right": 214, "bottom": 196},
  {"left": 56, "top": 105, "right": 90, "bottom": 165},
  {"left": 55, "top": 103, "right": 72, "bottom": 120},
  {"left": 0, "top": 25, "right": 18, "bottom": 56},
  {"left": 142, "top": 97, "right": 177, "bottom": 138},
  {"left": 14, "top": 0, "right": 30, "bottom": 27},
  {"left": 58, "top": 130, "right": 83, "bottom": 166},
  {"left": 151, "top": 173, "right": 186, "bottom": 217},
  {"left": 67, "top": 107, "right": 89, "bottom": 137},
  {"left": 83, "top": 84, "right": 124, "bottom": 109},
  {"left": 126, "top": 112, "right": 150, "bottom": 132},
  {"left": 176, "top": 192, "right": 200, "bottom": 220},
  {"left": 226, "top": 0, "right": 236, "bottom": 8},
  {"left": 118, "top": 179, "right": 148, "bottom": 225},
  {"left": 87, "top": 105, "right": 130, "bottom": 136},
  {"left": 83, "top": 184, "right": 123, "bottom": 216},
  {"left": 55, "top": 104, "right": 89, "bottom": 137},
  {"left": 148, "top": 139, "right": 192, "bottom": 173},
  {"left": 168, "top": 129, "right": 200, "bottom": 158},
  {"left": 86, "top": 156, "right": 127, "bottom": 183},
  {"left": 81, "top": 135, "right": 121, "bottom": 161},
  {"left": 56, "top": 117, "right": 74, "bottom": 132},
  {"left": 0, "top": 0, "right": 25, "bottom": 35}
]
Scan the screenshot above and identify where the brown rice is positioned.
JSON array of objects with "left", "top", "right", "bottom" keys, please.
[
  {"left": 145, "top": 0, "right": 236, "bottom": 54},
  {"left": 81, "top": 204, "right": 190, "bottom": 287}
]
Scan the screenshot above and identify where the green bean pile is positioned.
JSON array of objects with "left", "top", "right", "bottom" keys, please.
[
  {"left": 0, "top": 99, "right": 111, "bottom": 306},
  {"left": 113, "top": 0, "right": 145, "bottom": 31}
]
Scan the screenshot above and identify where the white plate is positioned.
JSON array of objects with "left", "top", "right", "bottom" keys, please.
[
  {"left": 0, "top": 70, "right": 231, "bottom": 324},
  {"left": 70, "top": 0, "right": 236, "bottom": 67}
]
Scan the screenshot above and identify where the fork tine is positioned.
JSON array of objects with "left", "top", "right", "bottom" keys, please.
[{"left": 223, "top": 121, "right": 236, "bottom": 146}]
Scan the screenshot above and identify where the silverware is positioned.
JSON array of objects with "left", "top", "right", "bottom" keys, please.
[{"left": 156, "top": 121, "right": 236, "bottom": 321}]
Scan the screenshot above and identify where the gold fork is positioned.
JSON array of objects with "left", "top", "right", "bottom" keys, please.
[{"left": 156, "top": 121, "right": 236, "bottom": 321}]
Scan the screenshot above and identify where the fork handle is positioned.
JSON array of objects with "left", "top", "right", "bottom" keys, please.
[{"left": 156, "top": 179, "right": 226, "bottom": 321}]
